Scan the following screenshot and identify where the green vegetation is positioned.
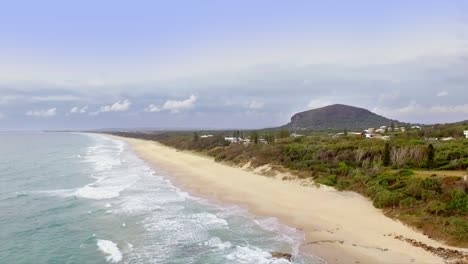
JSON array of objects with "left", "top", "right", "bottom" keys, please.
[{"left": 110, "top": 124, "right": 468, "bottom": 246}]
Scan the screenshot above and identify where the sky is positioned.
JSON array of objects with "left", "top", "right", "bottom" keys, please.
[{"left": 0, "top": 0, "right": 467, "bottom": 130}]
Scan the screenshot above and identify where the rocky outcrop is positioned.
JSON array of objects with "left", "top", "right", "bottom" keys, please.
[{"left": 270, "top": 252, "right": 292, "bottom": 261}]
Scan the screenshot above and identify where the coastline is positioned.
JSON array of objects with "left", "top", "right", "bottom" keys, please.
[{"left": 110, "top": 135, "right": 466, "bottom": 264}]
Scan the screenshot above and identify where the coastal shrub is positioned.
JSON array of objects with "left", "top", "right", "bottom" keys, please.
[
  {"left": 335, "top": 177, "right": 351, "bottom": 191},
  {"left": 214, "top": 153, "right": 227, "bottom": 162},
  {"left": 399, "top": 197, "right": 417, "bottom": 208},
  {"left": 398, "top": 169, "right": 414, "bottom": 177},
  {"left": 315, "top": 175, "right": 337, "bottom": 186},
  {"left": 425, "top": 201, "right": 447, "bottom": 215},
  {"left": 372, "top": 173, "right": 398, "bottom": 188},
  {"left": 336, "top": 162, "right": 351, "bottom": 176},
  {"left": 447, "top": 217, "right": 468, "bottom": 242},
  {"left": 420, "top": 177, "right": 442, "bottom": 193},
  {"left": 421, "top": 190, "right": 440, "bottom": 201},
  {"left": 446, "top": 190, "right": 468, "bottom": 215},
  {"left": 371, "top": 189, "right": 402, "bottom": 208}
]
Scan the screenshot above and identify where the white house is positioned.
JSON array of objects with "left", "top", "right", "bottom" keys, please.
[
  {"left": 200, "top": 134, "right": 213, "bottom": 138},
  {"left": 411, "top": 125, "right": 422, "bottom": 130},
  {"left": 464, "top": 130, "right": 468, "bottom": 139},
  {"left": 441, "top": 137, "right": 454, "bottom": 141},
  {"left": 291, "top": 133, "right": 304, "bottom": 137},
  {"left": 224, "top": 137, "right": 239, "bottom": 143}
]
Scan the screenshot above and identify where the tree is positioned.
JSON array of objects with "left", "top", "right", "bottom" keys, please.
[
  {"left": 193, "top": 132, "right": 199, "bottom": 142},
  {"left": 427, "top": 143, "right": 435, "bottom": 169},
  {"left": 390, "top": 122, "right": 395, "bottom": 132},
  {"left": 278, "top": 129, "right": 290, "bottom": 139},
  {"left": 344, "top": 128, "right": 348, "bottom": 136},
  {"left": 250, "top": 131, "right": 259, "bottom": 144},
  {"left": 383, "top": 142, "right": 391, "bottom": 167},
  {"left": 265, "top": 132, "right": 275, "bottom": 144}
]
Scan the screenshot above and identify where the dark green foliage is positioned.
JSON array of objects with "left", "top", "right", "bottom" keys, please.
[
  {"left": 427, "top": 143, "right": 435, "bottom": 168},
  {"left": 316, "top": 175, "right": 337, "bottom": 186},
  {"left": 278, "top": 129, "right": 290, "bottom": 139},
  {"left": 383, "top": 142, "right": 391, "bottom": 167},
  {"left": 264, "top": 132, "right": 275, "bottom": 144},
  {"left": 193, "top": 132, "right": 199, "bottom": 142},
  {"left": 250, "top": 131, "right": 259, "bottom": 144},
  {"left": 446, "top": 190, "right": 468, "bottom": 215}
]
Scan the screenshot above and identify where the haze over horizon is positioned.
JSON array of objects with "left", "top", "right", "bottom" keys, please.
[{"left": 1, "top": 0, "right": 468, "bottom": 130}]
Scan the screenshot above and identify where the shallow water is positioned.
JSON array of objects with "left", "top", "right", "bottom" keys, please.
[{"left": 0, "top": 132, "right": 323, "bottom": 263}]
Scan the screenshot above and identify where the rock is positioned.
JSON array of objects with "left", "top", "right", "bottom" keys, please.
[{"left": 271, "top": 252, "right": 292, "bottom": 262}]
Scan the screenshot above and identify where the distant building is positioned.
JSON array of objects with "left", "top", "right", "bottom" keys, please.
[
  {"left": 291, "top": 133, "right": 304, "bottom": 137},
  {"left": 411, "top": 126, "right": 422, "bottom": 130},
  {"left": 441, "top": 137, "right": 454, "bottom": 141},
  {"left": 464, "top": 130, "right": 468, "bottom": 139},
  {"left": 365, "top": 133, "right": 390, "bottom": 140},
  {"left": 224, "top": 137, "right": 239, "bottom": 143},
  {"left": 200, "top": 134, "right": 213, "bottom": 138},
  {"left": 365, "top": 128, "right": 375, "bottom": 133}
]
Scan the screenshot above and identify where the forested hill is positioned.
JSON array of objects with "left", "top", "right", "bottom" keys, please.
[{"left": 283, "top": 104, "right": 401, "bottom": 131}]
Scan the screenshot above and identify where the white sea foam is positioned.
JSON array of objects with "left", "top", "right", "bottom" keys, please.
[
  {"left": 226, "top": 246, "right": 291, "bottom": 264},
  {"left": 254, "top": 217, "right": 305, "bottom": 255},
  {"left": 202, "top": 237, "right": 232, "bottom": 250},
  {"left": 97, "top": 239, "right": 123, "bottom": 263}
]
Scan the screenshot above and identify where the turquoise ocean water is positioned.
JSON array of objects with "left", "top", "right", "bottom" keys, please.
[{"left": 0, "top": 133, "right": 322, "bottom": 264}]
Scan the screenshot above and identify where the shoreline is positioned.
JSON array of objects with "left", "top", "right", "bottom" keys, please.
[{"left": 110, "top": 135, "right": 467, "bottom": 264}]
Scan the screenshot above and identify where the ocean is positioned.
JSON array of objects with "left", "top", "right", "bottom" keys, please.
[{"left": 0, "top": 132, "right": 322, "bottom": 264}]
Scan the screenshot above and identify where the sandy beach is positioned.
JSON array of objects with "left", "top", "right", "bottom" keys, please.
[{"left": 114, "top": 136, "right": 467, "bottom": 264}]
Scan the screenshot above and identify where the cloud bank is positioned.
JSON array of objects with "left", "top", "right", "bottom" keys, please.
[{"left": 25, "top": 108, "right": 57, "bottom": 117}]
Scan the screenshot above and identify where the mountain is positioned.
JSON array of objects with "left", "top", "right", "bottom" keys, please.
[{"left": 283, "top": 104, "right": 400, "bottom": 131}]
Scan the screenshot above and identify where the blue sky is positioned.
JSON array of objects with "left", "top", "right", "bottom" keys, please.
[{"left": 0, "top": 0, "right": 467, "bottom": 130}]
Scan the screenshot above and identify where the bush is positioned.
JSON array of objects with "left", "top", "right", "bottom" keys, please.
[
  {"left": 336, "top": 177, "right": 351, "bottom": 191},
  {"left": 447, "top": 217, "right": 468, "bottom": 242},
  {"left": 315, "top": 175, "right": 337, "bottom": 186},
  {"left": 425, "top": 200, "right": 446, "bottom": 215},
  {"left": 446, "top": 190, "right": 468, "bottom": 214},
  {"left": 420, "top": 177, "right": 441, "bottom": 192},
  {"left": 399, "top": 197, "right": 417, "bottom": 208}
]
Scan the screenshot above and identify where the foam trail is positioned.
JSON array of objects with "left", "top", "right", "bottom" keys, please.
[{"left": 97, "top": 239, "right": 123, "bottom": 263}]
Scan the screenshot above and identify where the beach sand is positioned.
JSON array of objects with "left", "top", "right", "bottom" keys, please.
[{"left": 114, "top": 136, "right": 467, "bottom": 264}]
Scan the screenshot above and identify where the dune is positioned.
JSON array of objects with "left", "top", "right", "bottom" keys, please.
[{"left": 112, "top": 135, "right": 467, "bottom": 264}]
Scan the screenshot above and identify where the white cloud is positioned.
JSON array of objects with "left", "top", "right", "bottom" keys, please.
[
  {"left": 0, "top": 112, "right": 4, "bottom": 119},
  {"left": 245, "top": 100, "right": 264, "bottom": 110},
  {"left": 307, "top": 97, "right": 333, "bottom": 109},
  {"left": 430, "top": 104, "right": 468, "bottom": 114},
  {"left": 70, "top": 106, "right": 79, "bottom": 113},
  {"left": 162, "top": 94, "right": 197, "bottom": 113},
  {"left": 436, "top": 90, "right": 449, "bottom": 97},
  {"left": 100, "top": 100, "right": 131, "bottom": 112},
  {"left": 145, "top": 104, "right": 161, "bottom": 112},
  {"left": 30, "top": 95, "right": 82, "bottom": 102},
  {"left": 25, "top": 108, "right": 57, "bottom": 117},
  {"left": 70, "top": 106, "right": 88, "bottom": 114},
  {"left": 373, "top": 102, "right": 468, "bottom": 123},
  {"left": 378, "top": 91, "right": 400, "bottom": 102}
]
